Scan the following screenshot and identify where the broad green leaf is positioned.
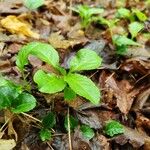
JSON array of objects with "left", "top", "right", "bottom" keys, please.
[
  {"left": 42, "top": 112, "right": 56, "bottom": 129},
  {"left": 116, "top": 8, "right": 130, "bottom": 19},
  {"left": 70, "top": 49, "right": 102, "bottom": 72},
  {"left": 39, "top": 128, "right": 52, "bottom": 141},
  {"left": 64, "top": 86, "right": 76, "bottom": 101},
  {"left": 64, "top": 115, "right": 78, "bottom": 131},
  {"left": 80, "top": 125, "right": 95, "bottom": 140},
  {"left": 129, "top": 22, "right": 144, "bottom": 39},
  {"left": 24, "top": 0, "right": 44, "bottom": 10},
  {"left": 132, "top": 9, "right": 147, "bottom": 22},
  {"left": 16, "top": 42, "right": 59, "bottom": 71},
  {"left": 65, "top": 73, "right": 100, "bottom": 105},
  {"left": 104, "top": 120, "right": 124, "bottom": 137},
  {"left": 11, "top": 93, "right": 36, "bottom": 113},
  {"left": 113, "top": 35, "right": 140, "bottom": 46},
  {"left": 33, "top": 70, "right": 66, "bottom": 94},
  {"left": 0, "top": 86, "right": 18, "bottom": 110}
]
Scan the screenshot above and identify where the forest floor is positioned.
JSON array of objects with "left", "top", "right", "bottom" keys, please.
[{"left": 0, "top": 0, "right": 150, "bottom": 150}]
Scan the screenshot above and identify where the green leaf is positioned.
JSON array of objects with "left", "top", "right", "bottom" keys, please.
[
  {"left": 132, "top": 9, "right": 147, "bottom": 22},
  {"left": 98, "top": 17, "right": 118, "bottom": 28},
  {"left": 39, "top": 128, "right": 52, "bottom": 141},
  {"left": 16, "top": 42, "right": 59, "bottom": 71},
  {"left": 64, "top": 86, "right": 76, "bottom": 101},
  {"left": 113, "top": 35, "right": 141, "bottom": 46},
  {"left": 65, "top": 73, "right": 100, "bottom": 105},
  {"left": 33, "top": 70, "right": 66, "bottom": 94},
  {"left": 42, "top": 112, "right": 56, "bottom": 129},
  {"left": 11, "top": 93, "right": 36, "bottom": 113},
  {"left": 116, "top": 45, "right": 128, "bottom": 55},
  {"left": 70, "top": 49, "right": 102, "bottom": 72},
  {"left": 24, "top": 0, "right": 44, "bottom": 10},
  {"left": 0, "top": 86, "right": 18, "bottom": 110},
  {"left": 129, "top": 22, "right": 144, "bottom": 39},
  {"left": 64, "top": 115, "right": 78, "bottom": 131},
  {"left": 104, "top": 120, "right": 124, "bottom": 137},
  {"left": 116, "top": 8, "right": 131, "bottom": 19},
  {"left": 74, "top": 5, "right": 104, "bottom": 28},
  {"left": 80, "top": 125, "right": 95, "bottom": 140}
]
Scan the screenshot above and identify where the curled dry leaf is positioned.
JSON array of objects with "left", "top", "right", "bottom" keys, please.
[
  {"left": 49, "top": 32, "right": 80, "bottom": 49},
  {"left": 133, "top": 87, "right": 150, "bottom": 110},
  {"left": 1, "top": 15, "right": 39, "bottom": 39},
  {"left": 99, "top": 72, "right": 140, "bottom": 114},
  {"left": 0, "top": 139, "right": 16, "bottom": 150},
  {"left": 0, "top": 0, "right": 27, "bottom": 14},
  {"left": 113, "top": 127, "right": 150, "bottom": 148},
  {"left": 76, "top": 110, "right": 102, "bottom": 129}
]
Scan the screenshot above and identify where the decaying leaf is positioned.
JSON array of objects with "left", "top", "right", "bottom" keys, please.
[
  {"left": 113, "top": 127, "right": 150, "bottom": 148},
  {"left": 1, "top": 15, "right": 39, "bottom": 39},
  {"left": 49, "top": 32, "right": 77, "bottom": 49},
  {"left": 0, "top": 139, "right": 16, "bottom": 150},
  {"left": 76, "top": 110, "right": 102, "bottom": 129},
  {"left": 99, "top": 72, "right": 141, "bottom": 114}
]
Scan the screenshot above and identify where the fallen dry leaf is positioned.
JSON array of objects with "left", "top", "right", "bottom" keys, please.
[
  {"left": 0, "top": 139, "right": 16, "bottom": 150},
  {"left": 49, "top": 32, "right": 77, "bottom": 49},
  {"left": 1, "top": 15, "right": 39, "bottom": 39},
  {"left": 114, "top": 127, "right": 150, "bottom": 148}
]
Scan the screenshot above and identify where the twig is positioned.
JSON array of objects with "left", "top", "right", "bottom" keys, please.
[
  {"left": 67, "top": 108, "right": 72, "bottom": 150},
  {"left": 0, "top": 119, "right": 10, "bottom": 132},
  {"left": 21, "top": 112, "right": 42, "bottom": 123},
  {"left": 46, "top": 142, "right": 54, "bottom": 150}
]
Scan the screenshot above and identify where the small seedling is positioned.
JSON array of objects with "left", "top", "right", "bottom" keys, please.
[
  {"left": 72, "top": 5, "right": 104, "bottom": 28},
  {"left": 80, "top": 125, "right": 95, "bottom": 140},
  {"left": 24, "top": 0, "right": 44, "bottom": 10},
  {"left": 64, "top": 115, "right": 78, "bottom": 131},
  {"left": 112, "top": 34, "right": 141, "bottom": 55},
  {"left": 40, "top": 112, "right": 56, "bottom": 141},
  {"left": 129, "top": 22, "right": 144, "bottom": 39},
  {"left": 0, "top": 76, "right": 36, "bottom": 113},
  {"left": 104, "top": 120, "right": 124, "bottom": 137},
  {"left": 16, "top": 42, "right": 102, "bottom": 105}
]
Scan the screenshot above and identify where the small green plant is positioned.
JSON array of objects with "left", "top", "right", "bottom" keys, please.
[
  {"left": 64, "top": 115, "right": 78, "bottom": 131},
  {"left": 16, "top": 42, "right": 102, "bottom": 105},
  {"left": 80, "top": 125, "right": 95, "bottom": 140},
  {"left": 72, "top": 5, "right": 104, "bottom": 28},
  {"left": 116, "top": 8, "right": 147, "bottom": 22},
  {"left": 128, "top": 22, "right": 144, "bottom": 39},
  {"left": 0, "top": 75, "right": 36, "bottom": 113},
  {"left": 24, "top": 0, "right": 44, "bottom": 10},
  {"left": 40, "top": 112, "right": 56, "bottom": 141},
  {"left": 104, "top": 120, "right": 124, "bottom": 137},
  {"left": 112, "top": 34, "right": 141, "bottom": 55}
]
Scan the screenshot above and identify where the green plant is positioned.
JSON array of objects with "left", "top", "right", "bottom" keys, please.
[
  {"left": 72, "top": 5, "right": 104, "bottom": 28},
  {"left": 64, "top": 115, "right": 78, "bottom": 131},
  {"left": 128, "top": 22, "right": 144, "bottom": 39},
  {"left": 104, "top": 120, "right": 124, "bottom": 137},
  {"left": 80, "top": 125, "right": 95, "bottom": 140},
  {"left": 16, "top": 42, "right": 102, "bottom": 105},
  {"left": 116, "top": 8, "right": 147, "bottom": 22},
  {"left": 24, "top": 0, "right": 44, "bottom": 10},
  {"left": 40, "top": 112, "right": 56, "bottom": 141},
  {"left": 112, "top": 34, "right": 141, "bottom": 55},
  {"left": 0, "top": 76, "right": 36, "bottom": 113}
]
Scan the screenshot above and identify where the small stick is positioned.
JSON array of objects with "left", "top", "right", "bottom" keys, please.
[
  {"left": 68, "top": 108, "right": 72, "bottom": 150},
  {"left": 21, "top": 112, "right": 42, "bottom": 123}
]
